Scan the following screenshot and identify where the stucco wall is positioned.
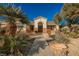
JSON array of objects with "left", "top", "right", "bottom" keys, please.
[{"left": 34, "top": 17, "right": 47, "bottom": 32}]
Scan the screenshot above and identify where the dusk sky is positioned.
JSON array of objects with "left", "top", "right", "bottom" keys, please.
[{"left": 3, "top": 3, "right": 64, "bottom": 21}]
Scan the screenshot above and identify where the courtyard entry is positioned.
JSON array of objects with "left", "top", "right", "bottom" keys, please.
[
  {"left": 34, "top": 16, "right": 47, "bottom": 33},
  {"left": 38, "top": 22, "right": 43, "bottom": 33}
]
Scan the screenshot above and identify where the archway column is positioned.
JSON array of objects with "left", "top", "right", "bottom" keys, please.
[
  {"left": 34, "top": 22, "right": 38, "bottom": 32},
  {"left": 43, "top": 22, "right": 47, "bottom": 33}
]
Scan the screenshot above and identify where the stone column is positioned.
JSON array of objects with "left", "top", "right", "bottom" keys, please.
[
  {"left": 34, "top": 21, "right": 38, "bottom": 32},
  {"left": 43, "top": 22, "right": 47, "bottom": 33},
  {"left": 56, "top": 25, "right": 59, "bottom": 31}
]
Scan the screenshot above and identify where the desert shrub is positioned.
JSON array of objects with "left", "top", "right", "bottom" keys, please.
[
  {"left": 51, "top": 31, "right": 70, "bottom": 44},
  {"left": 60, "top": 25, "right": 79, "bottom": 38},
  {"left": 0, "top": 33, "right": 33, "bottom": 56},
  {"left": 60, "top": 26, "right": 70, "bottom": 34},
  {"left": 15, "top": 33, "right": 34, "bottom": 56}
]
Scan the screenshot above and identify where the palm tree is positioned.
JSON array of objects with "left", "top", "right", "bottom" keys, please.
[
  {"left": 0, "top": 4, "right": 30, "bottom": 35},
  {"left": 0, "top": 4, "right": 30, "bottom": 55}
]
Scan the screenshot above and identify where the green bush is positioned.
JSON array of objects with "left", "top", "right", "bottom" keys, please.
[
  {"left": 0, "top": 33, "right": 32, "bottom": 56},
  {"left": 60, "top": 25, "right": 79, "bottom": 38}
]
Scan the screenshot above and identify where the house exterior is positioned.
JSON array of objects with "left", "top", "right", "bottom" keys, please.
[
  {"left": 30, "top": 16, "right": 59, "bottom": 35},
  {"left": 0, "top": 16, "right": 59, "bottom": 35}
]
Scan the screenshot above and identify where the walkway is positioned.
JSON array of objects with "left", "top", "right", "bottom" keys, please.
[
  {"left": 28, "top": 35, "right": 54, "bottom": 56},
  {"left": 27, "top": 33, "right": 67, "bottom": 56}
]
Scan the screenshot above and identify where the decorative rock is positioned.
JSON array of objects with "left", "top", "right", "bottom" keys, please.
[{"left": 50, "top": 43, "right": 68, "bottom": 56}]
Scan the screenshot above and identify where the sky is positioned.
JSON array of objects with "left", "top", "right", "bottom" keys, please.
[
  {"left": 2, "top": 3, "right": 64, "bottom": 21},
  {"left": 14, "top": 3, "right": 64, "bottom": 21}
]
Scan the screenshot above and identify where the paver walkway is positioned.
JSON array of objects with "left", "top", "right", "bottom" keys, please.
[
  {"left": 28, "top": 34, "right": 67, "bottom": 56},
  {"left": 28, "top": 36, "right": 54, "bottom": 56}
]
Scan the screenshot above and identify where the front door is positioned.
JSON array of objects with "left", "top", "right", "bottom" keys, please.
[
  {"left": 38, "top": 25, "right": 43, "bottom": 32},
  {"left": 38, "top": 22, "right": 43, "bottom": 33}
]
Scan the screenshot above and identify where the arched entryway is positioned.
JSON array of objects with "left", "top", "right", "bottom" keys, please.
[
  {"left": 38, "top": 22, "right": 43, "bottom": 33},
  {"left": 34, "top": 16, "right": 47, "bottom": 33}
]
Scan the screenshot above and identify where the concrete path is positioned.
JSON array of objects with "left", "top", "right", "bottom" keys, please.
[
  {"left": 27, "top": 33, "right": 67, "bottom": 56},
  {"left": 27, "top": 36, "right": 54, "bottom": 56}
]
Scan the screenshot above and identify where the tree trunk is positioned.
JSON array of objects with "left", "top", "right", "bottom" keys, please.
[{"left": 6, "top": 22, "right": 17, "bottom": 36}]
